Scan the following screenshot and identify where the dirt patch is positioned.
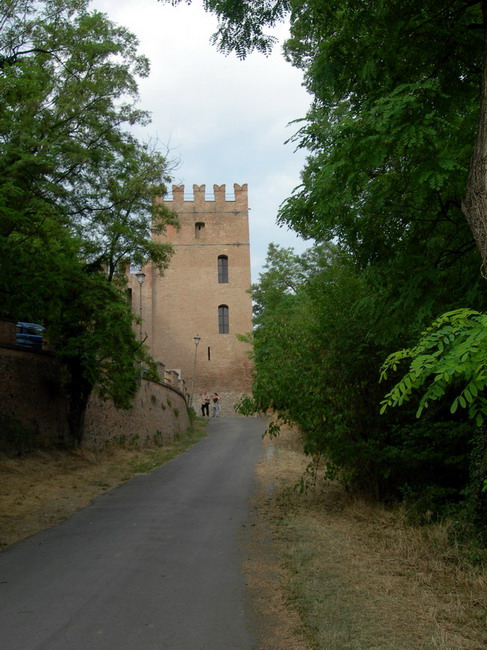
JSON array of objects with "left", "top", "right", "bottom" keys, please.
[{"left": 243, "top": 440, "right": 310, "bottom": 649}]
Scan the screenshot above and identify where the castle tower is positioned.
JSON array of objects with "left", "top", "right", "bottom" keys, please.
[{"left": 130, "top": 183, "right": 253, "bottom": 413}]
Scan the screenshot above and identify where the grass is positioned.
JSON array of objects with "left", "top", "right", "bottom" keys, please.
[
  {"left": 126, "top": 423, "right": 207, "bottom": 474},
  {"left": 257, "top": 427, "right": 487, "bottom": 650},
  {"left": 0, "top": 419, "right": 208, "bottom": 549}
]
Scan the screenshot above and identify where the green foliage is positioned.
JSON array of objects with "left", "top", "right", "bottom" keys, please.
[
  {"left": 46, "top": 269, "right": 142, "bottom": 409},
  {"left": 68, "top": 138, "right": 177, "bottom": 280},
  {"left": 141, "top": 357, "right": 162, "bottom": 384},
  {"left": 0, "top": 1, "right": 176, "bottom": 444},
  {"left": 279, "top": 2, "right": 481, "bottom": 275},
  {"left": 1, "top": 1, "right": 147, "bottom": 238},
  {"left": 244, "top": 245, "right": 391, "bottom": 491},
  {"left": 243, "top": 243, "right": 484, "bottom": 509},
  {"left": 380, "top": 308, "right": 487, "bottom": 518},
  {"left": 380, "top": 309, "right": 487, "bottom": 424},
  {"left": 160, "top": 0, "right": 290, "bottom": 58},
  {"left": 168, "top": 0, "right": 487, "bottom": 538}
]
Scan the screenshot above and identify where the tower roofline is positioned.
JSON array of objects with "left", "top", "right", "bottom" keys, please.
[{"left": 164, "top": 183, "right": 248, "bottom": 205}]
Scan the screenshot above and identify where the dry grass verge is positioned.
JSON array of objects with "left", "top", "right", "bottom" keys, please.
[
  {"left": 253, "top": 426, "right": 487, "bottom": 649},
  {"left": 0, "top": 423, "right": 206, "bottom": 549}
]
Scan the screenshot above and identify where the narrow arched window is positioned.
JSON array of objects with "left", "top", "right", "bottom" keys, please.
[
  {"left": 218, "top": 255, "right": 228, "bottom": 283},
  {"left": 218, "top": 305, "right": 229, "bottom": 334}
]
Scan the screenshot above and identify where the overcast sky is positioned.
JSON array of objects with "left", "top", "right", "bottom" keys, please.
[{"left": 91, "top": 0, "right": 312, "bottom": 281}]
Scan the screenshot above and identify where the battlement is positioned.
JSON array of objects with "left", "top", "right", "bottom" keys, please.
[{"left": 164, "top": 183, "right": 248, "bottom": 206}]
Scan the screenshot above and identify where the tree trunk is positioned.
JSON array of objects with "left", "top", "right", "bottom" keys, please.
[
  {"left": 462, "top": 0, "right": 487, "bottom": 274},
  {"left": 462, "top": 0, "right": 487, "bottom": 541},
  {"left": 66, "top": 358, "right": 93, "bottom": 447},
  {"left": 471, "top": 425, "right": 487, "bottom": 540}
]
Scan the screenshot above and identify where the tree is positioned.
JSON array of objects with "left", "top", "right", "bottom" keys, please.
[
  {"left": 167, "top": 1, "right": 487, "bottom": 523},
  {"left": 69, "top": 139, "right": 177, "bottom": 281},
  {"left": 243, "top": 243, "right": 478, "bottom": 503},
  {"left": 162, "top": 2, "right": 487, "bottom": 270},
  {"left": 0, "top": 1, "right": 149, "bottom": 237},
  {"left": 251, "top": 242, "right": 308, "bottom": 319},
  {"left": 0, "top": 0, "right": 176, "bottom": 444},
  {"left": 380, "top": 309, "right": 487, "bottom": 536},
  {"left": 162, "top": 0, "right": 290, "bottom": 58},
  {"left": 463, "top": 1, "right": 487, "bottom": 275},
  {"left": 47, "top": 268, "right": 151, "bottom": 445}
]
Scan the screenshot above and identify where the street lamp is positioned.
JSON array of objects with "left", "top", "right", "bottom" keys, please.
[
  {"left": 135, "top": 271, "right": 145, "bottom": 383},
  {"left": 190, "top": 335, "right": 201, "bottom": 408},
  {"left": 135, "top": 271, "right": 145, "bottom": 343}
]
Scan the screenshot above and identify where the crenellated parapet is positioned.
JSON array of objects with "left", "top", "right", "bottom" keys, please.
[
  {"left": 147, "top": 181, "right": 253, "bottom": 400},
  {"left": 165, "top": 183, "right": 248, "bottom": 209}
]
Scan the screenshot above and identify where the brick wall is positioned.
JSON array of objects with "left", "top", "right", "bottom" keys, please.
[
  {"left": 0, "top": 343, "right": 189, "bottom": 450},
  {"left": 0, "top": 345, "right": 69, "bottom": 447},
  {"left": 83, "top": 380, "right": 189, "bottom": 448}
]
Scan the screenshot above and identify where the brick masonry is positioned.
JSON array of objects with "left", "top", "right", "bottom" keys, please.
[
  {"left": 127, "top": 183, "right": 254, "bottom": 414},
  {"left": 0, "top": 335, "right": 189, "bottom": 450},
  {"left": 83, "top": 380, "right": 189, "bottom": 448},
  {"left": 0, "top": 345, "right": 69, "bottom": 447}
]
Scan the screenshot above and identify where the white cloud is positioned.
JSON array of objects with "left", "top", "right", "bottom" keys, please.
[{"left": 90, "top": 0, "right": 313, "bottom": 281}]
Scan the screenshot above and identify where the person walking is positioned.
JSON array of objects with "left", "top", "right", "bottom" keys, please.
[{"left": 212, "top": 392, "right": 221, "bottom": 417}]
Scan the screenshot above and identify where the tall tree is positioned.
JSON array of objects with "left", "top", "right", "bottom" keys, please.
[
  {"left": 69, "top": 140, "right": 177, "bottom": 281},
  {"left": 1, "top": 1, "right": 148, "bottom": 239},
  {"left": 175, "top": 0, "right": 487, "bottom": 518},
  {"left": 0, "top": 0, "right": 176, "bottom": 444},
  {"left": 244, "top": 243, "right": 477, "bottom": 501},
  {"left": 463, "top": 0, "right": 487, "bottom": 275},
  {"left": 162, "top": 1, "right": 487, "bottom": 271}
]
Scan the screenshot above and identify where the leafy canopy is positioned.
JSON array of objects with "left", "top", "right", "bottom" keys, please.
[{"left": 0, "top": 0, "right": 177, "bottom": 443}]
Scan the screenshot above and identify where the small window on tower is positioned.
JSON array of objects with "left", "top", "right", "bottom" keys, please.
[
  {"left": 218, "top": 255, "right": 228, "bottom": 283},
  {"left": 195, "top": 222, "right": 205, "bottom": 238},
  {"left": 218, "top": 305, "right": 229, "bottom": 334}
]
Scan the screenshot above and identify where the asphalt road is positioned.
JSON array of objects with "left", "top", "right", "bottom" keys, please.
[{"left": 0, "top": 416, "right": 268, "bottom": 650}]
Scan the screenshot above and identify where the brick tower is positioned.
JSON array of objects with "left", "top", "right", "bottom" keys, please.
[{"left": 129, "top": 183, "right": 253, "bottom": 414}]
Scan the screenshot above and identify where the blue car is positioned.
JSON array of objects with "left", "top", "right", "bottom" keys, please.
[{"left": 16, "top": 322, "right": 44, "bottom": 350}]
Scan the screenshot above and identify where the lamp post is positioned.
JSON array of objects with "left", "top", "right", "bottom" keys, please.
[
  {"left": 135, "top": 271, "right": 145, "bottom": 382},
  {"left": 135, "top": 271, "right": 145, "bottom": 343},
  {"left": 190, "top": 335, "right": 201, "bottom": 408}
]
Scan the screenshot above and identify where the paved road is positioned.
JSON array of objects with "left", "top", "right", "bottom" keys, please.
[{"left": 0, "top": 417, "right": 267, "bottom": 649}]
